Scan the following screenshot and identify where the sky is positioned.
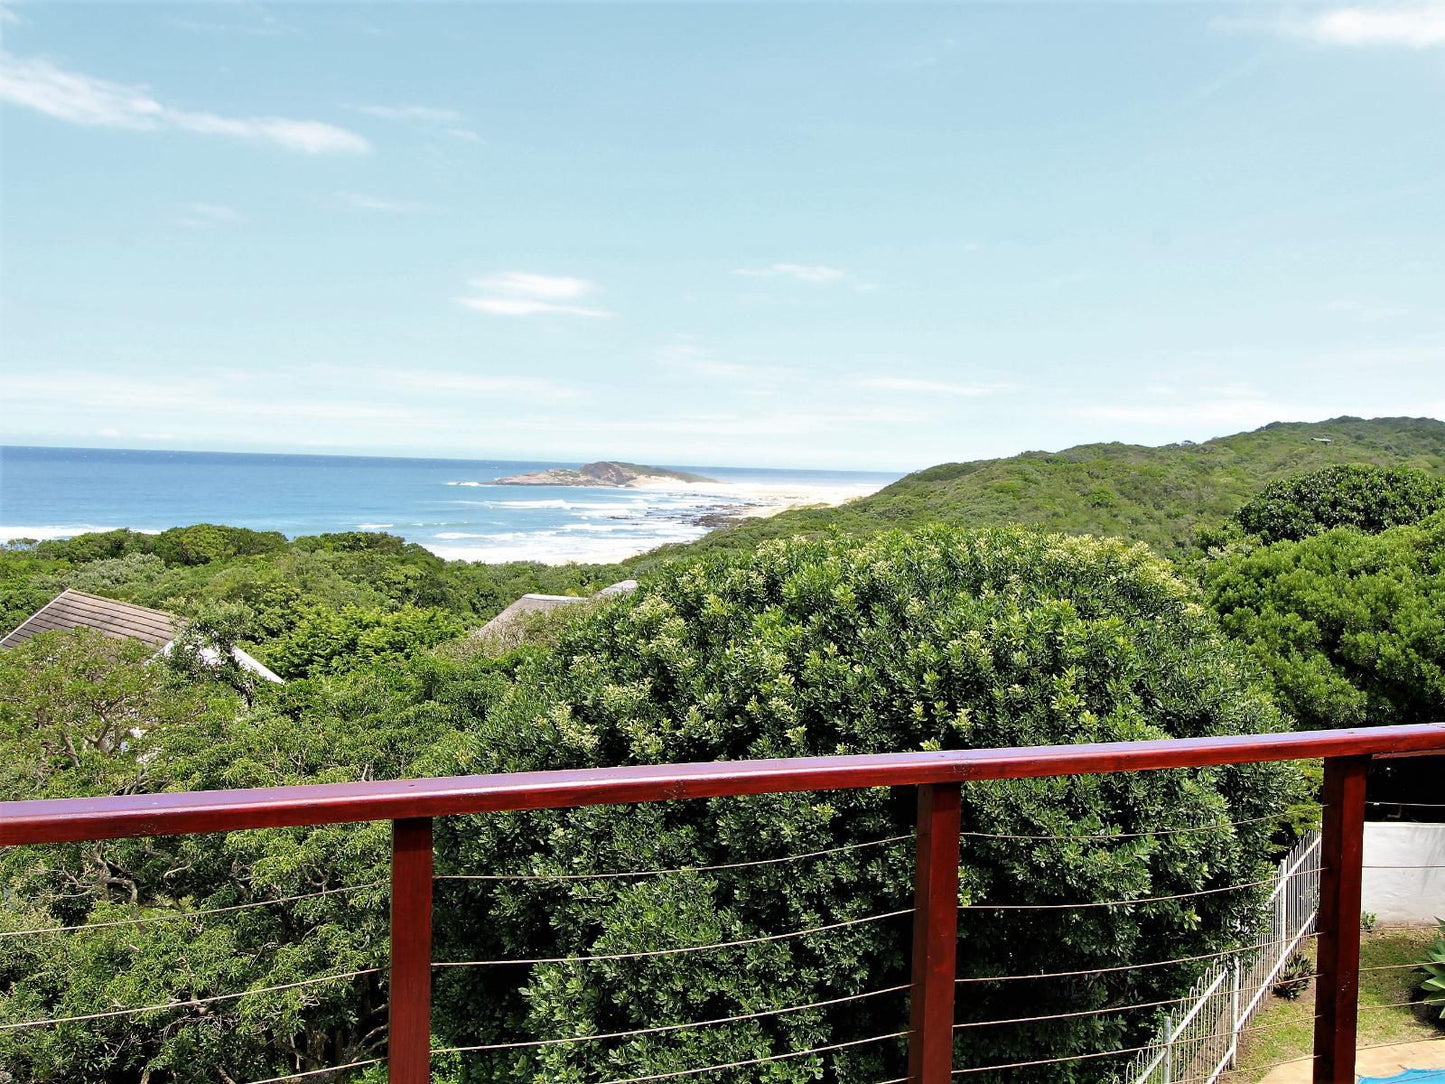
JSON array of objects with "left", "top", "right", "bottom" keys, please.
[{"left": 1, "top": 3, "right": 1442, "bottom": 471}]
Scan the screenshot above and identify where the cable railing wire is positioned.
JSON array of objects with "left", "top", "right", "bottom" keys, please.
[
  {"left": 435, "top": 834, "right": 913, "bottom": 882},
  {"left": 950, "top": 1040, "right": 1160, "bottom": 1076},
  {"left": 0, "top": 880, "right": 386, "bottom": 939},
  {"left": 592, "top": 1028, "right": 910, "bottom": 1084},
  {"left": 955, "top": 933, "right": 1320, "bottom": 985},
  {"left": 433, "top": 907, "right": 913, "bottom": 969},
  {"left": 0, "top": 968, "right": 381, "bottom": 1031},
  {"left": 430, "top": 983, "right": 910, "bottom": 1056},
  {"left": 962, "top": 871, "right": 1314, "bottom": 911},
  {"left": 952, "top": 991, "right": 1212, "bottom": 1032},
  {"left": 959, "top": 812, "right": 1294, "bottom": 842},
  {"left": 242, "top": 1058, "right": 385, "bottom": 1084}
]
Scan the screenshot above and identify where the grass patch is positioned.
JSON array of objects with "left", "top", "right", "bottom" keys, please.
[{"left": 1221, "top": 927, "right": 1443, "bottom": 1082}]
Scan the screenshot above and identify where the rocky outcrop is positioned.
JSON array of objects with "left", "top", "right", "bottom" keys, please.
[{"left": 494, "top": 461, "right": 716, "bottom": 487}]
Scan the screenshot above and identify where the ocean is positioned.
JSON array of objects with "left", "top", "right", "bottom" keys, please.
[{"left": 0, "top": 446, "right": 899, "bottom": 564}]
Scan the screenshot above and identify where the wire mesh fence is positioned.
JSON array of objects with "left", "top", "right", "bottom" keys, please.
[{"left": 1123, "top": 830, "right": 1321, "bottom": 1084}]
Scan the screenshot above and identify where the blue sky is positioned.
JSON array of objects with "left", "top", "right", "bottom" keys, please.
[{"left": 1, "top": 3, "right": 1442, "bottom": 470}]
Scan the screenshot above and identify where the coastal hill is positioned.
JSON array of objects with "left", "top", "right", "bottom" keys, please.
[
  {"left": 495, "top": 461, "right": 716, "bottom": 487},
  {"left": 632, "top": 417, "right": 1445, "bottom": 563}
]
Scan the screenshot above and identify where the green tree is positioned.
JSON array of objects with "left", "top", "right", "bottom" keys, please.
[
  {"left": 1234, "top": 465, "right": 1445, "bottom": 544},
  {"left": 1205, "top": 511, "right": 1445, "bottom": 731},
  {"left": 0, "top": 650, "right": 461, "bottom": 1083},
  {"left": 432, "top": 527, "right": 1307, "bottom": 1083}
]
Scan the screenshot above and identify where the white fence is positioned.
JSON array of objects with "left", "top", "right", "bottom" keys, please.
[{"left": 1123, "top": 830, "right": 1321, "bottom": 1084}]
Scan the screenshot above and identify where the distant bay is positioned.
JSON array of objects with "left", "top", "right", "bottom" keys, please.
[{"left": 0, "top": 446, "right": 898, "bottom": 564}]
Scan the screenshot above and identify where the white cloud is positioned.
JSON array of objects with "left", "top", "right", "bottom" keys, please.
[
  {"left": 0, "top": 5, "right": 23, "bottom": 25},
  {"left": 473, "top": 272, "right": 593, "bottom": 300},
  {"left": 3, "top": 371, "right": 430, "bottom": 426},
  {"left": 1222, "top": 5, "right": 1445, "bottom": 48},
  {"left": 457, "top": 271, "right": 613, "bottom": 318},
  {"left": 355, "top": 104, "right": 481, "bottom": 142},
  {"left": 857, "top": 377, "right": 1008, "bottom": 397},
  {"left": 334, "top": 191, "right": 424, "bottom": 213},
  {"left": 459, "top": 297, "right": 613, "bottom": 318},
  {"left": 1068, "top": 383, "right": 1445, "bottom": 431},
  {"left": 178, "top": 202, "right": 243, "bottom": 227},
  {"left": 733, "top": 262, "right": 848, "bottom": 283},
  {"left": 0, "top": 52, "right": 370, "bottom": 154},
  {"left": 654, "top": 337, "right": 792, "bottom": 384},
  {"left": 341, "top": 366, "right": 583, "bottom": 400},
  {"left": 355, "top": 104, "right": 464, "bottom": 122}
]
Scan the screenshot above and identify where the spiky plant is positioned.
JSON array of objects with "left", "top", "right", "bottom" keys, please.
[{"left": 1420, "top": 918, "right": 1445, "bottom": 1026}]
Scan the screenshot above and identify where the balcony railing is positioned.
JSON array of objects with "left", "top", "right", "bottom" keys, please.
[{"left": 1, "top": 722, "right": 1442, "bottom": 1084}]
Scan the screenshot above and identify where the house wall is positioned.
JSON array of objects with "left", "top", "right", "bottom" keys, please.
[{"left": 1361, "top": 822, "right": 1445, "bottom": 924}]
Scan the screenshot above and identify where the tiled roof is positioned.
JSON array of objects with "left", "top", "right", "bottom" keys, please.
[{"left": 0, "top": 589, "right": 179, "bottom": 650}]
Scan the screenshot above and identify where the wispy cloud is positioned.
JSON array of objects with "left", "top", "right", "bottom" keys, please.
[
  {"left": 856, "top": 377, "right": 1009, "bottom": 397},
  {"left": 457, "top": 271, "right": 613, "bottom": 318},
  {"left": 733, "top": 262, "right": 848, "bottom": 284},
  {"left": 355, "top": 104, "right": 464, "bottom": 122},
  {"left": 321, "top": 365, "right": 583, "bottom": 400},
  {"left": 0, "top": 5, "right": 24, "bottom": 25},
  {"left": 334, "top": 191, "right": 424, "bottom": 213},
  {"left": 354, "top": 103, "right": 480, "bottom": 142},
  {"left": 1220, "top": 5, "right": 1445, "bottom": 48},
  {"left": 1322, "top": 299, "right": 1411, "bottom": 323},
  {"left": 655, "top": 337, "right": 792, "bottom": 385},
  {"left": 0, "top": 52, "right": 370, "bottom": 154},
  {"left": 179, "top": 202, "right": 243, "bottom": 228},
  {"left": 1066, "top": 382, "right": 1445, "bottom": 430},
  {"left": 164, "top": 8, "right": 298, "bottom": 37}
]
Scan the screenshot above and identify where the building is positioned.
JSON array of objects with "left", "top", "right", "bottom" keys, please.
[
  {"left": 473, "top": 580, "right": 639, "bottom": 644},
  {"left": 0, "top": 588, "right": 283, "bottom": 683}
]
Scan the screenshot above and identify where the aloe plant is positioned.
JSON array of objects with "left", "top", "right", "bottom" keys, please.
[{"left": 1421, "top": 918, "right": 1445, "bottom": 1025}]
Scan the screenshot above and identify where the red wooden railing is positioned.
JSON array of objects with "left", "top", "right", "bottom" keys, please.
[{"left": 2, "top": 722, "right": 1443, "bottom": 1084}]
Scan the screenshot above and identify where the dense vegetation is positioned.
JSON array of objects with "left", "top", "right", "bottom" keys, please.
[
  {"left": 0, "top": 526, "right": 629, "bottom": 677},
  {"left": 1232, "top": 465, "right": 1445, "bottom": 545},
  {"left": 1, "top": 415, "right": 1443, "bottom": 1082},
  {"left": 0, "top": 528, "right": 1306, "bottom": 1083},
  {"left": 636, "top": 417, "right": 1445, "bottom": 565}
]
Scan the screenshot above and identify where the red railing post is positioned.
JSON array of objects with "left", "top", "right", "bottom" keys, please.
[
  {"left": 1312, "top": 755, "right": 1368, "bottom": 1084},
  {"left": 390, "top": 817, "right": 434, "bottom": 1084},
  {"left": 908, "top": 782, "right": 962, "bottom": 1084}
]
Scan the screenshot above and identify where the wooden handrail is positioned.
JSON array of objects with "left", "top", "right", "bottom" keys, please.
[
  {"left": 1, "top": 723, "right": 1441, "bottom": 846},
  {"left": 3, "top": 723, "right": 1441, "bottom": 1084}
]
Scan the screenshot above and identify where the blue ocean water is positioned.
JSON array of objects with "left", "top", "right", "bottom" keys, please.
[{"left": 0, "top": 446, "right": 899, "bottom": 564}]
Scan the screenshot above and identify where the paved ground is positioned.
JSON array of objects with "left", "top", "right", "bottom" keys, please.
[{"left": 1258, "top": 1039, "right": 1445, "bottom": 1083}]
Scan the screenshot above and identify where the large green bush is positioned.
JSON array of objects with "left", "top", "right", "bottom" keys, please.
[
  {"left": 433, "top": 527, "right": 1307, "bottom": 1083},
  {"left": 1234, "top": 465, "right": 1445, "bottom": 545},
  {"left": 1205, "top": 512, "right": 1445, "bottom": 731}
]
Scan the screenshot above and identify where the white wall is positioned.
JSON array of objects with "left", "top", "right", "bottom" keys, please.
[{"left": 1362, "top": 822, "right": 1445, "bottom": 925}]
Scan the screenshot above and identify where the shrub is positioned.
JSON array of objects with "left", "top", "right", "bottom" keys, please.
[
  {"left": 1205, "top": 511, "right": 1445, "bottom": 732},
  {"left": 1421, "top": 919, "right": 1445, "bottom": 1025},
  {"left": 433, "top": 526, "right": 1308, "bottom": 1083},
  {"left": 1235, "top": 465, "right": 1445, "bottom": 545},
  {"left": 1273, "top": 953, "right": 1314, "bottom": 999}
]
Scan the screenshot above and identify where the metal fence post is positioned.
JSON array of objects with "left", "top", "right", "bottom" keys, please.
[
  {"left": 1312, "top": 756, "right": 1368, "bottom": 1084},
  {"left": 391, "top": 817, "right": 434, "bottom": 1084},
  {"left": 1230, "top": 960, "right": 1241, "bottom": 1069},
  {"left": 908, "top": 783, "right": 962, "bottom": 1084}
]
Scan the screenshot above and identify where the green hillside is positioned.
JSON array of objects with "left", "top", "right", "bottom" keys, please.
[{"left": 635, "top": 416, "right": 1445, "bottom": 564}]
